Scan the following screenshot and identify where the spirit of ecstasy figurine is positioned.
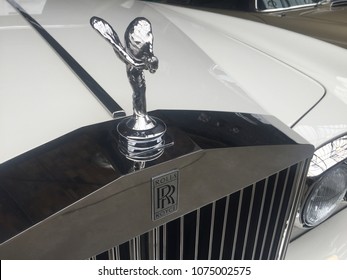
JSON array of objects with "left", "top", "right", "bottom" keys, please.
[{"left": 90, "top": 16, "right": 168, "bottom": 161}]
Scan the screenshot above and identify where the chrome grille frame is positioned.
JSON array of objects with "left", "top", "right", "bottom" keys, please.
[
  {"left": 0, "top": 111, "right": 313, "bottom": 259},
  {"left": 93, "top": 160, "right": 310, "bottom": 260}
]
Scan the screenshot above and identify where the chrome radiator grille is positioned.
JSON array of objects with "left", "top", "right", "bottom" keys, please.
[
  {"left": 92, "top": 162, "right": 305, "bottom": 260},
  {"left": 0, "top": 111, "right": 313, "bottom": 259}
]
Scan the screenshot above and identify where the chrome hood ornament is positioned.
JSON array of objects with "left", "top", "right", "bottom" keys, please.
[{"left": 90, "top": 16, "right": 170, "bottom": 161}]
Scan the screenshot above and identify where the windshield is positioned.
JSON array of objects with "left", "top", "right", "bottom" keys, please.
[
  {"left": 258, "top": 0, "right": 320, "bottom": 10},
  {"left": 141, "top": 1, "right": 252, "bottom": 11},
  {"left": 142, "top": 0, "right": 325, "bottom": 11}
]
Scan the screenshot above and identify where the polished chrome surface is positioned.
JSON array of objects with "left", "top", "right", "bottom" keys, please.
[
  {"left": 308, "top": 134, "right": 347, "bottom": 177},
  {"left": 94, "top": 161, "right": 308, "bottom": 260},
  {"left": 90, "top": 16, "right": 158, "bottom": 125},
  {"left": 256, "top": 0, "right": 318, "bottom": 12},
  {"left": 90, "top": 16, "right": 169, "bottom": 161},
  {"left": 0, "top": 110, "right": 313, "bottom": 259},
  {"left": 331, "top": 0, "right": 347, "bottom": 7},
  {"left": 117, "top": 116, "right": 169, "bottom": 161}
]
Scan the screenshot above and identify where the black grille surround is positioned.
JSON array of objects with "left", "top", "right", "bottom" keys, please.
[{"left": 92, "top": 161, "right": 307, "bottom": 260}]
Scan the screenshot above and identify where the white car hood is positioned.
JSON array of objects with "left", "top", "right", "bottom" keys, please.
[
  {"left": 0, "top": 0, "right": 326, "bottom": 163},
  {"left": 153, "top": 4, "right": 347, "bottom": 148}
]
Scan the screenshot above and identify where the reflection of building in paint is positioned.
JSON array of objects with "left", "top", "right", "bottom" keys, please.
[{"left": 1, "top": 0, "right": 46, "bottom": 15}]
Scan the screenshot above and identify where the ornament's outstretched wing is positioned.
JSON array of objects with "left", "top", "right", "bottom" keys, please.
[{"left": 90, "top": 16, "right": 145, "bottom": 68}]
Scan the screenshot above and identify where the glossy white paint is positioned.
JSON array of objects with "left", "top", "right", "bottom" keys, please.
[
  {"left": 148, "top": 3, "right": 325, "bottom": 127},
  {"left": 0, "top": 8, "right": 112, "bottom": 163},
  {"left": 286, "top": 207, "right": 347, "bottom": 260},
  {"left": 1, "top": 0, "right": 269, "bottom": 163},
  {"left": 150, "top": 3, "right": 347, "bottom": 148},
  {"left": 1, "top": 0, "right": 337, "bottom": 163}
]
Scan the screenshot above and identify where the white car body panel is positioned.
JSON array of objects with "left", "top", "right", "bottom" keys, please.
[
  {"left": 1, "top": 0, "right": 270, "bottom": 163},
  {"left": 286, "top": 207, "right": 347, "bottom": 260},
  {"left": 147, "top": 3, "right": 326, "bottom": 128},
  {"left": 0, "top": 9, "right": 112, "bottom": 163},
  {"left": 151, "top": 4, "right": 347, "bottom": 148},
  {"left": 1, "top": 0, "right": 347, "bottom": 259}
]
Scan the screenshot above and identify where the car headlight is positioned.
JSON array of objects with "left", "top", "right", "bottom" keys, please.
[
  {"left": 302, "top": 164, "right": 347, "bottom": 227},
  {"left": 299, "top": 135, "right": 347, "bottom": 228}
]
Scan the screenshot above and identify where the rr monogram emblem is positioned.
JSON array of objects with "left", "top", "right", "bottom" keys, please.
[{"left": 152, "top": 170, "right": 179, "bottom": 221}]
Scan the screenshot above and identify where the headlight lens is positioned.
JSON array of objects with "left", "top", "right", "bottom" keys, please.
[{"left": 302, "top": 165, "right": 347, "bottom": 227}]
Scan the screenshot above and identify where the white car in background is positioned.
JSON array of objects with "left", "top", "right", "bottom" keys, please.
[{"left": 0, "top": 0, "right": 346, "bottom": 259}]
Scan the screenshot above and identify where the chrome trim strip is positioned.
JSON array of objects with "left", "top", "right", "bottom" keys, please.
[
  {"left": 7, "top": 0, "right": 125, "bottom": 118},
  {"left": 154, "top": 227, "right": 160, "bottom": 260},
  {"left": 308, "top": 134, "right": 347, "bottom": 177},
  {"left": 241, "top": 184, "right": 256, "bottom": 260},
  {"left": 115, "top": 246, "right": 120, "bottom": 260},
  {"left": 219, "top": 195, "right": 230, "bottom": 260},
  {"left": 331, "top": 0, "right": 347, "bottom": 7},
  {"left": 108, "top": 248, "right": 115, "bottom": 260},
  {"left": 259, "top": 173, "right": 279, "bottom": 259},
  {"left": 255, "top": 1, "right": 318, "bottom": 12},
  {"left": 129, "top": 238, "right": 134, "bottom": 260},
  {"left": 135, "top": 236, "right": 141, "bottom": 260},
  {"left": 231, "top": 189, "right": 243, "bottom": 260},
  {"left": 208, "top": 202, "right": 216, "bottom": 260},
  {"left": 278, "top": 160, "right": 310, "bottom": 259},
  {"left": 268, "top": 168, "right": 290, "bottom": 259},
  {"left": 194, "top": 209, "right": 201, "bottom": 260},
  {"left": 251, "top": 178, "right": 268, "bottom": 259}
]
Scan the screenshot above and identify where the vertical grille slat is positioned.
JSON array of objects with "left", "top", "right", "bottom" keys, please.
[
  {"left": 211, "top": 198, "right": 227, "bottom": 260},
  {"left": 218, "top": 195, "right": 230, "bottom": 260},
  {"left": 259, "top": 172, "right": 280, "bottom": 259},
  {"left": 241, "top": 184, "right": 256, "bottom": 260},
  {"left": 208, "top": 202, "right": 216, "bottom": 260},
  {"left": 277, "top": 160, "right": 311, "bottom": 258},
  {"left": 251, "top": 178, "right": 268, "bottom": 259},
  {"left": 274, "top": 162, "right": 306, "bottom": 258},
  {"left": 107, "top": 248, "right": 115, "bottom": 260},
  {"left": 268, "top": 167, "right": 293, "bottom": 259},
  {"left": 93, "top": 162, "right": 307, "bottom": 260},
  {"left": 148, "top": 228, "right": 160, "bottom": 260},
  {"left": 231, "top": 189, "right": 243, "bottom": 260},
  {"left": 194, "top": 209, "right": 200, "bottom": 260},
  {"left": 265, "top": 169, "right": 290, "bottom": 259},
  {"left": 129, "top": 237, "right": 142, "bottom": 260}
]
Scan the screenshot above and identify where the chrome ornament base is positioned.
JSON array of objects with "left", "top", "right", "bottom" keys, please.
[
  {"left": 117, "top": 116, "right": 168, "bottom": 161},
  {"left": 91, "top": 16, "right": 172, "bottom": 163}
]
